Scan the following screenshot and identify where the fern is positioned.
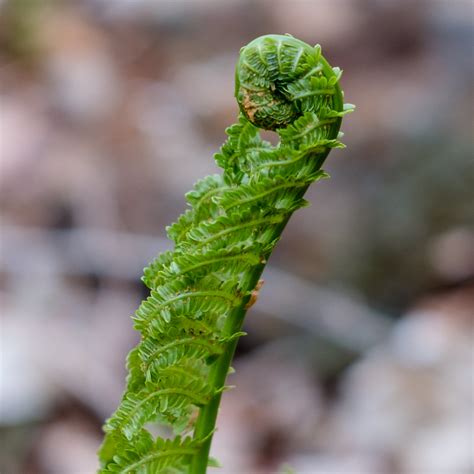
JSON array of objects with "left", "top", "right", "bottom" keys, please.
[{"left": 99, "top": 34, "right": 353, "bottom": 473}]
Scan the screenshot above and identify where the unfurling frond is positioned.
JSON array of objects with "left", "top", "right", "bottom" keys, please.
[{"left": 99, "top": 34, "right": 353, "bottom": 474}]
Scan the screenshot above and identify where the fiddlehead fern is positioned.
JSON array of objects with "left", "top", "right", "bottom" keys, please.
[{"left": 99, "top": 34, "right": 353, "bottom": 473}]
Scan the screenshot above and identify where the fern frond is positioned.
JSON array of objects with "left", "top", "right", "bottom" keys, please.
[
  {"left": 139, "top": 335, "right": 223, "bottom": 383},
  {"left": 105, "top": 376, "right": 213, "bottom": 440},
  {"left": 161, "top": 246, "right": 263, "bottom": 281},
  {"left": 218, "top": 172, "right": 327, "bottom": 212},
  {"left": 99, "top": 34, "right": 353, "bottom": 473},
  {"left": 101, "top": 431, "right": 197, "bottom": 473},
  {"left": 134, "top": 278, "right": 243, "bottom": 335},
  {"left": 182, "top": 211, "right": 286, "bottom": 252}
]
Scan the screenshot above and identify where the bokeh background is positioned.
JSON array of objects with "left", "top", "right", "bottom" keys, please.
[{"left": 1, "top": 0, "right": 473, "bottom": 473}]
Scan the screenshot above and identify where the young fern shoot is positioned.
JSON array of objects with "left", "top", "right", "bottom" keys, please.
[{"left": 98, "top": 34, "right": 353, "bottom": 473}]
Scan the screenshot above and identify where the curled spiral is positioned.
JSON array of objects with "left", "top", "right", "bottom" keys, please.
[
  {"left": 99, "top": 34, "right": 353, "bottom": 474},
  {"left": 235, "top": 34, "right": 344, "bottom": 131}
]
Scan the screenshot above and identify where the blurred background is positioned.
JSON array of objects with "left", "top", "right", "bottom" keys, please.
[{"left": 0, "top": 0, "right": 473, "bottom": 473}]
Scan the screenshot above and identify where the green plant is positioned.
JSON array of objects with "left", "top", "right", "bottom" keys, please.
[{"left": 98, "top": 34, "right": 353, "bottom": 473}]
